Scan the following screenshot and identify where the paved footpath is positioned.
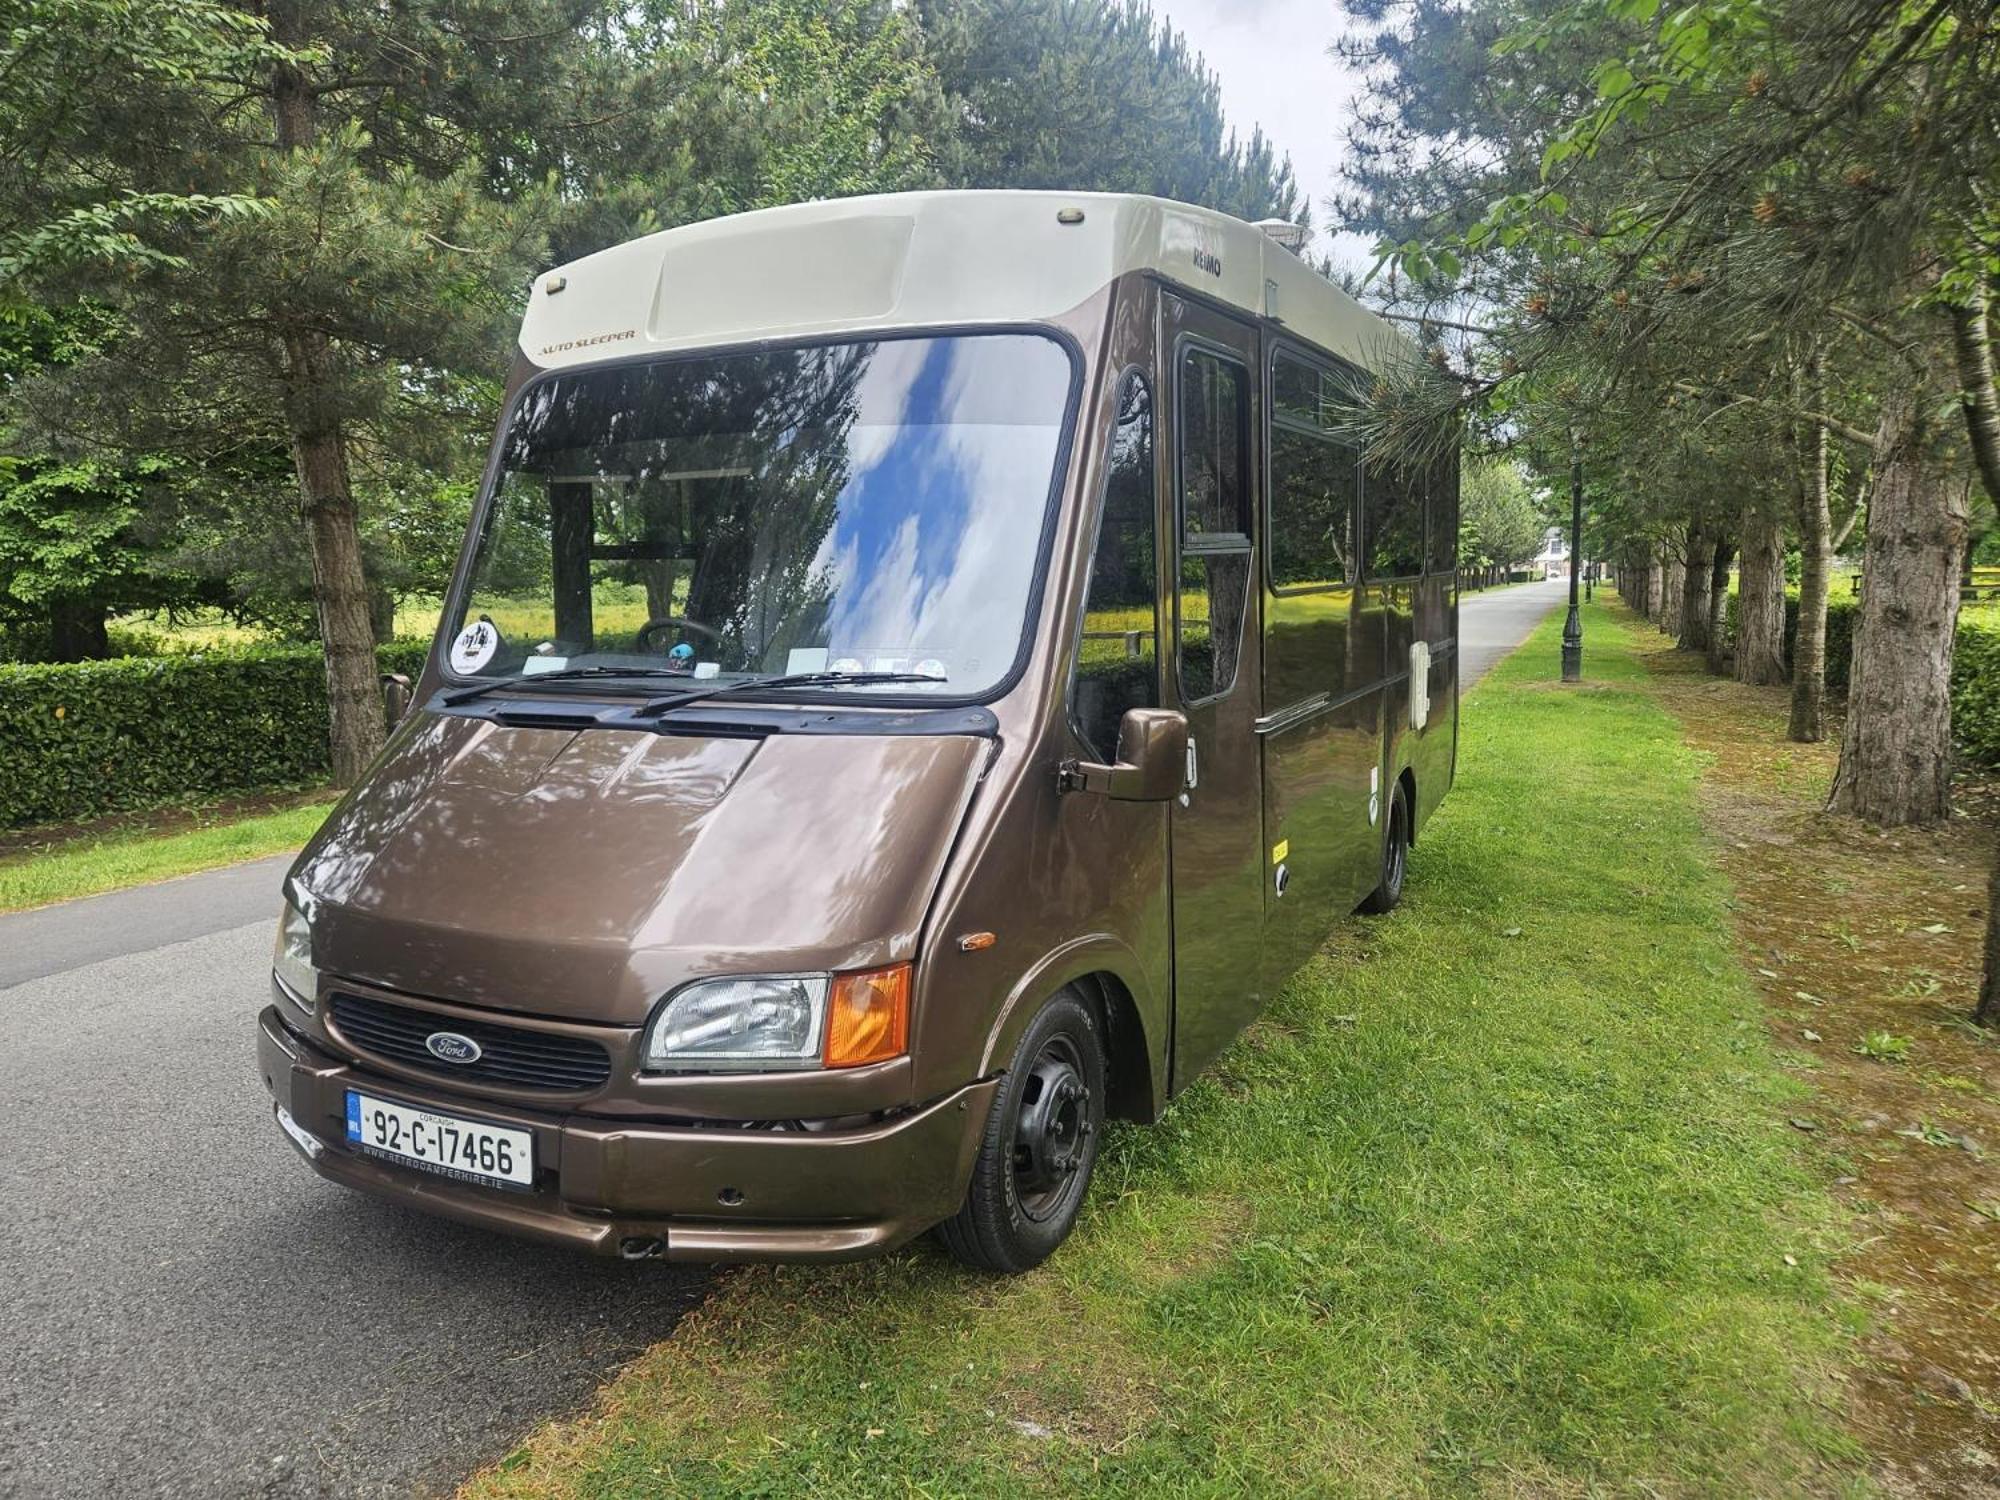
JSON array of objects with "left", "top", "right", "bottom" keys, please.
[{"left": 0, "top": 577, "right": 1567, "bottom": 1498}]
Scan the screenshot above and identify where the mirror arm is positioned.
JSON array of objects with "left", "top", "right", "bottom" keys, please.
[
  {"left": 380, "top": 672, "right": 414, "bottom": 728},
  {"left": 1056, "top": 757, "right": 1137, "bottom": 798}
]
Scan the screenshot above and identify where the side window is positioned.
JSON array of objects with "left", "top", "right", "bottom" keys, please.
[
  {"left": 1269, "top": 350, "right": 1358, "bottom": 590},
  {"left": 1425, "top": 451, "right": 1460, "bottom": 575},
  {"left": 1177, "top": 347, "right": 1251, "bottom": 703},
  {"left": 1363, "top": 461, "right": 1425, "bottom": 579},
  {"left": 1073, "top": 372, "right": 1159, "bottom": 761}
]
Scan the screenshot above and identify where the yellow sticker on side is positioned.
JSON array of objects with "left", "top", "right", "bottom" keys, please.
[{"left": 1271, "top": 839, "right": 1290, "bottom": 864}]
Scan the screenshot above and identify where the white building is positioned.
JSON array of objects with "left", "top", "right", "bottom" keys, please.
[{"left": 1534, "top": 526, "right": 1571, "bottom": 580}]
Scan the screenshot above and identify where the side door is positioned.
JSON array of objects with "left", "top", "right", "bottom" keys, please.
[
  {"left": 1163, "top": 293, "right": 1266, "bottom": 1092},
  {"left": 1259, "top": 345, "right": 1379, "bottom": 992}
]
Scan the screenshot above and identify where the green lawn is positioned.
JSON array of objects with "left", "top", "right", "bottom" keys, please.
[
  {"left": 465, "top": 601, "right": 1861, "bottom": 1499},
  {"left": 0, "top": 797, "right": 335, "bottom": 913}
]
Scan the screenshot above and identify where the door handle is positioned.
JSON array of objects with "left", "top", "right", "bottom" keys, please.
[{"left": 1180, "top": 736, "right": 1198, "bottom": 807}]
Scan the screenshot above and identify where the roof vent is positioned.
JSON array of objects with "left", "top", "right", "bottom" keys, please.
[{"left": 1254, "top": 218, "right": 1309, "bottom": 254}]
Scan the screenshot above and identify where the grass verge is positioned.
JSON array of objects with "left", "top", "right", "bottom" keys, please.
[
  {"left": 0, "top": 795, "right": 335, "bottom": 912},
  {"left": 466, "top": 601, "right": 1860, "bottom": 1499}
]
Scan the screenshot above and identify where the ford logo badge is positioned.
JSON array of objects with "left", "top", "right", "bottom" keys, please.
[{"left": 425, "top": 1031, "right": 483, "bottom": 1065}]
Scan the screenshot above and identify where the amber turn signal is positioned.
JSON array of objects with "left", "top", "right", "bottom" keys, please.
[{"left": 824, "top": 963, "right": 911, "bottom": 1069}]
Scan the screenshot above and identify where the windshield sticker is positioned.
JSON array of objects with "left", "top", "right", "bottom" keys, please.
[{"left": 449, "top": 620, "right": 500, "bottom": 674}]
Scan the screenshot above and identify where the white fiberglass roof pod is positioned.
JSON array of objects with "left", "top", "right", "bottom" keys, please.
[{"left": 518, "top": 190, "right": 1406, "bottom": 374}]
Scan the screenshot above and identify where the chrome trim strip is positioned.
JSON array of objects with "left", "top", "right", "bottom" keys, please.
[{"left": 1254, "top": 691, "right": 1330, "bottom": 736}]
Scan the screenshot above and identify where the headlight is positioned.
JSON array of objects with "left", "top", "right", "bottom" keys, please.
[
  {"left": 273, "top": 901, "right": 317, "bottom": 1008},
  {"left": 644, "top": 975, "right": 828, "bottom": 1072},
  {"left": 642, "top": 964, "right": 913, "bottom": 1074}
]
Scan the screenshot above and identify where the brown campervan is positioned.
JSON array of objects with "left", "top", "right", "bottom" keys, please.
[{"left": 257, "top": 191, "right": 1459, "bottom": 1272}]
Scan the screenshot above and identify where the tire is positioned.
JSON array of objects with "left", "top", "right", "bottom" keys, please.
[
  {"left": 1359, "top": 778, "right": 1410, "bottom": 915},
  {"left": 936, "top": 989, "right": 1106, "bottom": 1274}
]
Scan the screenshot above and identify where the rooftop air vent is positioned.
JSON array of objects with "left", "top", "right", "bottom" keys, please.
[{"left": 1254, "top": 218, "right": 1310, "bottom": 254}]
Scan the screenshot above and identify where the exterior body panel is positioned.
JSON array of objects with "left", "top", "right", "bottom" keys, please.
[{"left": 291, "top": 723, "right": 987, "bottom": 1028}]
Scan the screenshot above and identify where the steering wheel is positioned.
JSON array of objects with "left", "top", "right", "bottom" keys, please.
[{"left": 634, "top": 616, "right": 723, "bottom": 654}]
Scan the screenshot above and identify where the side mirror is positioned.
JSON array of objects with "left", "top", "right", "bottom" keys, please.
[
  {"left": 381, "top": 672, "right": 413, "bottom": 728},
  {"left": 1067, "top": 707, "right": 1189, "bottom": 802}
]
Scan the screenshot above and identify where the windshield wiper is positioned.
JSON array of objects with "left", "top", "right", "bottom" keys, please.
[
  {"left": 639, "top": 670, "right": 947, "bottom": 716},
  {"left": 441, "top": 665, "right": 693, "bottom": 706}
]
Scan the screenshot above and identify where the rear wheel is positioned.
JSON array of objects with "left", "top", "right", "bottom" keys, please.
[
  {"left": 936, "top": 989, "right": 1105, "bottom": 1273},
  {"left": 1359, "top": 779, "right": 1410, "bottom": 915}
]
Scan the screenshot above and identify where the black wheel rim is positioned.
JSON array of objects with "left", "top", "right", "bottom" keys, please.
[{"left": 1009, "top": 1033, "right": 1093, "bottom": 1223}]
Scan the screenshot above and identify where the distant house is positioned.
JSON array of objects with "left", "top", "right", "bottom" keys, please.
[{"left": 1534, "top": 526, "right": 1571, "bottom": 580}]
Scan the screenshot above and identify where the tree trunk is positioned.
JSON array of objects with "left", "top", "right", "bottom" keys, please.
[
  {"left": 271, "top": 58, "right": 383, "bottom": 785},
  {"left": 1705, "top": 540, "right": 1733, "bottom": 675},
  {"left": 1680, "top": 529, "right": 1714, "bottom": 653},
  {"left": 1827, "top": 378, "right": 1969, "bottom": 826},
  {"left": 1645, "top": 550, "right": 1663, "bottom": 620},
  {"left": 47, "top": 597, "right": 111, "bottom": 661},
  {"left": 368, "top": 584, "right": 396, "bottom": 645},
  {"left": 1949, "top": 282, "right": 2000, "bottom": 1026},
  {"left": 1950, "top": 284, "right": 2000, "bottom": 504},
  {"left": 1735, "top": 503, "right": 1788, "bottom": 686},
  {"left": 1791, "top": 367, "right": 1832, "bottom": 743},
  {"left": 1660, "top": 547, "right": 1685, "bottom": 638}
]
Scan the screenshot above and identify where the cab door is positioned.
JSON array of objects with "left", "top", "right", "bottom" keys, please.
[{"left": 1163, "top": 293, "right": 1266, "bottom": 1092}]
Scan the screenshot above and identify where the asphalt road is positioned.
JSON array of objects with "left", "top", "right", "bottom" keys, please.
[
  {"left": 0, "top": 578, "right": 1565, "bottom": 1499},
  {"left": 1458, "top": 576, "right": 1571, "bottom": 689}
]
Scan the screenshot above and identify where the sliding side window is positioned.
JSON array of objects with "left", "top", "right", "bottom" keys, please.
[{"left": 1176, "top": 347, "right": 1251, "bottom": 703}]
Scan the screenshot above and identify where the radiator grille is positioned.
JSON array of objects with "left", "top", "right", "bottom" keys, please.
[{"left": 328, "top": 993, "right": 613, "bottom": 1093}]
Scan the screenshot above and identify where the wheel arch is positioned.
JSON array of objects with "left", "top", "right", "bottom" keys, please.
[{"left": 977, "top": 938, "right": 1164, "bottom": 1125}]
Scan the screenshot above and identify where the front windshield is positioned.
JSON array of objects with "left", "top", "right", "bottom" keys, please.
[{"left": 447, "top": 333, "right": 1075, "bottom": 698}]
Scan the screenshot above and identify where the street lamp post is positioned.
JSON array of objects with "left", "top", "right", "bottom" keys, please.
[{"left": 1561, "top": 430, "right": 1584, "bottom": 682}]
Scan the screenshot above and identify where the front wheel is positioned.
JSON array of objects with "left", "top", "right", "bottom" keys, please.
[
  {"left": 936, "top": 989, "right": 1105, "bottom": 1274},
  {"left": 1359, "top": 779, "right": 1410, "bottom": 915}
]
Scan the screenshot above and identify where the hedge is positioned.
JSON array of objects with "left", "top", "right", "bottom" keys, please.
[
  {"left": 1, "top": 640, "right": 429, "bottom": 827},
  {"left": 1720, "top": 594, "right": 2000, "bottom": 767},
  {"left": 1954, "top": 621, "right": 2000, "bottom": 771}
]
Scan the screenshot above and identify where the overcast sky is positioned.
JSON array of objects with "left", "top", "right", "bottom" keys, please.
[{"left": 1159, "top": 0, "right": 1373, "bottom": 271}]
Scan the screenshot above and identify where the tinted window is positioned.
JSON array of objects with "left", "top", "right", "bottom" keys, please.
[
  {"left": 1073, "top": 373, "right": 1159, "bottom": 760},
  {"left": 1180, "top": 350, "right": 1248, "bottom": 541},
  {"left": 1178, "top": 348, "right": 1251, "bottom": 702},
  {"left": 1425, "top": 452, "right": 1460, "bottom": 575},
  {"left": 1270, "top": 428, "right": 1359, "bottom": 589},
  {"left": 1363, "top": 462, "right": 1424, "bottom": 579},
  {"left": 1272, "top": 352, "right": 1324, "bottom": 427}
]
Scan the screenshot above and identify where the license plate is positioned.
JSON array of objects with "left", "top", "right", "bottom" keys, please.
[{"left": 344, "top": 1089, "right": 534, "bottom": 1190}]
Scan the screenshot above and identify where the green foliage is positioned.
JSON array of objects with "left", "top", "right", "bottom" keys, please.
[
  {"left": 1851, "top": 1030, "right": 1911, "bottom": 1063},
  {"left": 1459, "top": 456, "right": 1544, "bottom": 569},
  {"left": 1952, "top": 619, "right": 2000, "bottom": 772},
  {"left": 0, "top": 303, "right": 228, "bottom": 659},
  {"left": 0, "top": 641, "right": 426, "bottom": 826},
  {"left": 1720, "top": 594, "right": 2000, "bottom": 767},
  {"left": 0, "top": 0, "right": 290, "bottom": 279},
  {"left": 920, "top": 0, "right": 1306, "bottom": 223}
]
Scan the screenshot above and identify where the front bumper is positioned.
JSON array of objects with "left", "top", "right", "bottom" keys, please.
[{"left": 258, "top": 1006, "right": 997, "bottom": 1261}]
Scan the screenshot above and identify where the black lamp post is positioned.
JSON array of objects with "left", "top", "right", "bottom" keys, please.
[{"left": 1561, "top": 429, "right": 1584, "bottom": 682}]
